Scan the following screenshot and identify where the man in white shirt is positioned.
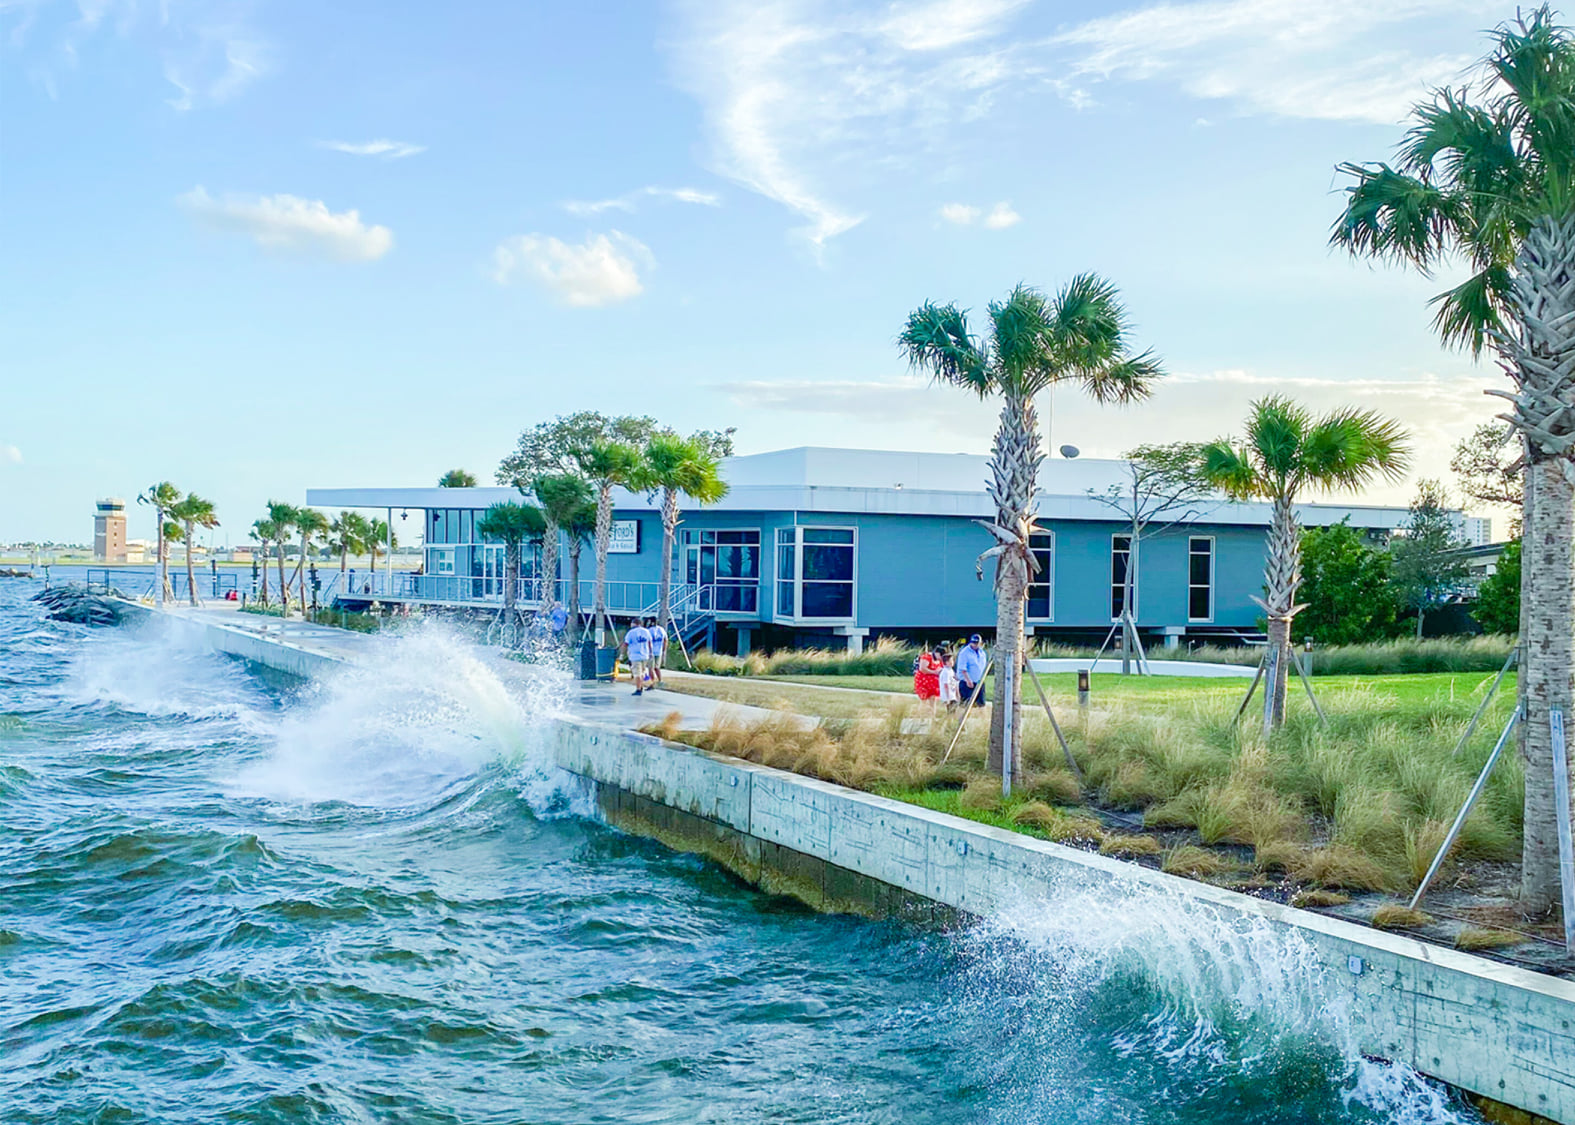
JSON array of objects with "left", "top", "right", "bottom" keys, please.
[
  {"left": 624, "top": 620, "right": 653, "bottom": 696},
  {"left": 646, "top": 616, "right": 667, "bottom": 688}
]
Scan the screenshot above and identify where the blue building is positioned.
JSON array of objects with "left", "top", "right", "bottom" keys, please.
[{"left": 306, "top": 447, "right": 1413, "bottom": 654}]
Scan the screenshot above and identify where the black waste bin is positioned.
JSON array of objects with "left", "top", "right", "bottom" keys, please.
[{"left": 578, "top": 638, "right": 618, "bottom": 681}]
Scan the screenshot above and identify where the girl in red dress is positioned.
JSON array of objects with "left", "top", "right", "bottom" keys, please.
[{"left": 913, "top": 648, "right": 942, "bottom": 712}]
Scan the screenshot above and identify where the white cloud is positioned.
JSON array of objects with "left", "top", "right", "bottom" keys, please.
[
  {"left": 1052, "top": 0, "right": 1495, "bottom": 124},
  {"left": 177, "top": 187, "right": 394, "bottom": 261},
  {"left": 491, "top": 231, "right": 652, "bottom": 307},
  {"left": 562, "top": 185, "right": 722, "bottom": 217},
  {"left": 667, "top": 0, "right": 1034, "bottom": 249},
  {"left": 162, "top": 27, "right": 268, "bottom": 111},
  {"left": 1, "top": 445, "right": 21, "bottom": 465},
  {"left": 982, "top": 201, "right": 1019, "bottom": 229},
  {"left": 320, "top": 139, "right": 426, "bottom": 159},
  {"left": 940, "top": 200, "right": 1018, "bottom": 227}
]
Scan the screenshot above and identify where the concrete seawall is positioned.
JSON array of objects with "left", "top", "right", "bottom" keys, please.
[{"left": 137, "top": 603, "right": 1575, "bottom": 1124}]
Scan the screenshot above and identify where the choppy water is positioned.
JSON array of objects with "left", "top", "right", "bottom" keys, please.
[{"left": 0, "top": 581, "right": 1483, "bottom": 1124}]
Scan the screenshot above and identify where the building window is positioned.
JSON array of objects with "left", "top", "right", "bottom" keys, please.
[
  {"left": 1189, "top": 536, "right": 1214, "bottom": 622},
  {"left": 1027, "top": 532, "right": 1055, "bottom": 620},
  {"left": 682, "top": 529, "right": 760, "bottom": 613},
  {"left": 775, "top": 526, "right": 856, "bottom": 621},
  {"left": 1111, "top": 534, "right": 1135, "bottom": 620}
]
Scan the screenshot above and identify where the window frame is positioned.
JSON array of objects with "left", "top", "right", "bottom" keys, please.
[
  {"left": 1026, "top": 530, "right": 1055, "bottom": 622},
  {"left": 773, "top": 525, "right": 858, "bottom": 623},
  {"left": 681, "top": 527, "right": 762, "bottom": 614},
  {"left": 1188, "top": 535, "right": 1216, "bottom": 623}
]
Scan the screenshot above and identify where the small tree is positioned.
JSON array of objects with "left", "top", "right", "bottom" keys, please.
[
  {"left": 499, "top": 413, "right": 661, "bottom": 486},
  {"left": 634, "top": 433, "right": 729, "bottom": 637},
  {"left": 1089, "top": 442, "right": 1213, "bottom": 672},
  {"left": 1298, "top": 522, "right": 1399, "bottom": 644},
  {"left": 367, "top": 518, "right": 396, "bottom": 592},
  {"left": 477, "top": 501, "right": 547, "bottom": 647},
  {"left": 1390, "top": 479, "right": 1472, "bottom": 638},
  {"left": 1451, "top": 423, "right": 1524, "bottom": 522},
  {"left": 137, "top": 482, "right": 182, "bottom": 606},
  {"left": 1474, "top": 538, "right": 1522, "bottom": 634},
  {"left": 438, "top": 469, "right": 477, "bottom": 488},
  {"left": 533, "top": 472, "right": 594, "bottom": 612},
  {"left": 329, "top": 511, "right": 371, "bottom": 582},
  {"left": 291, "top": 508, "right": 330, "bottom": 612},
  {"left": 1200, "top": 396, "right": 1409, "bottom": 726},
  {"left": 266, "top": 501, "right": 298, "bottom": 613},
  {"left": 169, "top": 494, "right": 219, "bottom": 607},
  {"left": 576, "top": 439, "right": 644, "bottom": 643},
  {"left": 249, "top": 518, "right": 279, "bottom": 606}
]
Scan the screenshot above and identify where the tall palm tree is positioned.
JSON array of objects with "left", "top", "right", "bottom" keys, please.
[
  {"left": 563, "top": 498, "right": 598, "bottom": 641},
  {"left": 137, "top": 482, "right": 182, "bottom": 606},
  {"left": 575, "top": 439, "right": 643, "bottom": 643},
  {"left": 367, "top": 518, "right": 396, "bottom": 593},
  {"left": 1200, "top": 397, "right": 1409, "bottom": 727},
  {"left": 329, "top": 511, "right": 370, "bottom": 585},
  {"left": 249, "top": 517, "right": 279, "bottom": 606},
  {"left": 266, "top": 501, "right": 298, "bottom": 613},
  {"left": 634, "top": 433, "right": 730, "bottom": 634},
  {"left": 900, "top": 278, "right": 1162, "bottom": 780},
  {"left": 533, "top": 472, "right": 595, "bottom": 611},
  {"left": 477, "top": 501, "right": 547, "bottom": 646},
  {"left": 169, "top": 494, "right": 219, "bottom": 607},
  {"left": 291, "top": 508, "right": 330, "bottom": 611},
  {"left": 1330, "top": 6, "right": 1575, "bottom": 910}
]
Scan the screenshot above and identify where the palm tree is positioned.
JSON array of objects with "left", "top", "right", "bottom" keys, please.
[
  {"left": 249, "top": 518, "right": 279, "bottom": 606},
  {"left": 291, "top": 508, "right": 330, "bottom": 611},
  {"left": 329, "top": 511, "right": 370, "bottom": 585},
  {"left": 438, "top": 469, "right": 477, "bottom": 488},
  {"left": 169, "top": 495, "right": 219, "bottom": 607},
  {"left": 1199, "top": 397, "right": 1408, "bottom": 728},
  {"left": 137, "top": 482, "right": 182, "bottom": 606},
  {"left": 563, "top": 499, "right": 598, "bottom": 641},
  {"left": 575, "top": 439, "right": 643, "bottom": 643},
  {"left": 266, "top": 501, "right": 298, "bottom": 613},
  {"left": 533, "top": 472, "right": 595, "bottom": 611},
  {"left": 900, "top": 278, "right": 1162, "bottom": 781},
  {"left": 1330, "top": 6, "right": 1575, "bottom": 910},
  {"left": 477, "top": 501, "right": 547, "bottom": 646},
  {"left": 367, "top": 518, "right": 396, "bottom": 593},
  {"left": 634, "top": 433, "right": 729, "bottom": 635}
]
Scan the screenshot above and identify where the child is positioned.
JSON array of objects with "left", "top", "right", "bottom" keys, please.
[{"left": 937, "top": 653, "right": 961, "bottom": 712}]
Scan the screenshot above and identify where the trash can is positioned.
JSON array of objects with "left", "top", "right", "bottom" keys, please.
[{"left": 578, "top": 638, "right": 618, "bottom": 681}]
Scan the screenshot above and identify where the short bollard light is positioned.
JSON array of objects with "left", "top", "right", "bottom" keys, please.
[{"left": 1077, "top": 669, "right": 1090, "bottom": 709}]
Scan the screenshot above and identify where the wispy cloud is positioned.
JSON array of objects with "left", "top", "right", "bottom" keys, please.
[
  {"left": 667, "top": 0, "right": 1033, "bottom": 249},
  {"left": 319, "top": 139, "right": 426, "bottom": 159},
  {"left": 5, "top": 0, "right": 270, "bottom": 107},
  {"left": 1052, "top": 0, "right": 1494, "bottom": 124},
  {"left": 491, "top": 231, "right": 652, "bottom": 307},
  {"left": 1, "top": 444, "right": 21, "bottom": 465},
  {"left": 562, "top": 185, "right": 721, "bottom": 217},
  {"left": 942, "top": 200, "right": 1020, "bottom": 227},
  {"left": 178, "top": 187, "right": 394, "bottom": 261}
]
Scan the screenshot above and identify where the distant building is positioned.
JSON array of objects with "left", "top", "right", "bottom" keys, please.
[
  {"left": 94, "top": 498, "right": 127, "bottom": 562},
  {"left": 1454, "top": 515, "right": 1493, "bottom": 546}
]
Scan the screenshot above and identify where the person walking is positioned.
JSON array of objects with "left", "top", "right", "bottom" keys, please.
[
  {"left": 624, "top": 618, "right": 653, "bottom": 696},
  {"left": 937, "top": 652, "right": 961, "bottom": 712},
  {"left": 957, "top": 634, "right": 988, "bottom": 709},
  {"left": 548, "top": 601, "right": 569, "bottom": 644},
  {"left": 913, "top": 647, "right": 942, "bottom": 713},
  {"left": 647, "top": 616, "right": 667, "bottom": 688}
]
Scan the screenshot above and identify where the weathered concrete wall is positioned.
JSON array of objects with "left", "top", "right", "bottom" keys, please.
[
  {"left": 549, "top": 719, "right": 1575, "bottom": 1125},
  {"left": 140, "top": 604, "right": 1575, "bottom": 1124}
]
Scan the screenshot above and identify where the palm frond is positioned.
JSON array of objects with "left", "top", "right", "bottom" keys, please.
[
  {"left": 1048, "top": 272, "right": 1126, "bottom": 371},
  {"left": 1081, "top": 349, "right": 1161, "bottom": 405},
  {"left": 1428, "top": 264, "right": 1512, "bottom": 356},
  {"left": 1489, "top": 5, "right": 1575, "bottom": 198},
  {"left": 1198, "top": 441, "right": 1261, "bottom": 500},
  {"left": 898, "top": 302, "right": 990, "bottom": 396},
  {"left": 1330, "top": 164, "right": 1460, "bottom": 269},
  {"left": 987, "top": 285, "right": 1053, "bottom": 388},
  {"left": 1245, "top": 395, "right": 1312, "bottom": 483},
  {"left": 1301, "top": 408, "right": 1412, "bottom": 493}
]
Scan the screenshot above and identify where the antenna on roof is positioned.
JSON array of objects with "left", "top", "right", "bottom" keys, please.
[{"left": 1058, "top": 445, "right": 1080, "bottom": 459}]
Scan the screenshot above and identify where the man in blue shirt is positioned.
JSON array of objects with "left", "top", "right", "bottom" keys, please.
[
  {"left": 956, "top": 634, "right": 988, "bottom": 706},
  {"left": 548, "top": 601, "right": 569, "bottom": 642},
  {"left": 646, "top": 616, "right": 667, "bottom": 688},
  {"left": 625, "top": 619, "right": 653, "bottom": 696}
]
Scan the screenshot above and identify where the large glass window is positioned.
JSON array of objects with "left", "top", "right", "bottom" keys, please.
[
  {"left": 1026, "top": 532, "right": 1055, "bottom": 620},
  {"left": 682, "top": 529, "right": 760, "bottom": 613},
  {"left": 1189, "top": 537, "right": 1214, "bottom": 622},
  {"left": 1111, "top": 534, "right": 1135, "bottom": 620},
  {"left": 775, "top": 527, "right": 856, "bottom": 620}
]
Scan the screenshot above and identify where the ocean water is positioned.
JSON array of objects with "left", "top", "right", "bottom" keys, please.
[{"left": 0, "top": 581, "right": 1483, "bottom": 1124}]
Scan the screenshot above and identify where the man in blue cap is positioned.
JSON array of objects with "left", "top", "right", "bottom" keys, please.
[{"left": 956, "top": 633, "right": 988, "bottom": 708}]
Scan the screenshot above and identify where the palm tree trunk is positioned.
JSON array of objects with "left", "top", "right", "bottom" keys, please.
[
  {"left": 1503, "top": 214, "right": 1575, "bottom": 911},
  {"left": 568, "top": 541, "right": 584, "bottom": 642},
  {"left": 983, "top": 393, "right": 1040, "bottom": 783},
  {"left": 184, "top": 520, "right": 198, "bottom": 607},
  {"left": 277, "top": 546, "right": 290, "bottom": 615},
  {"left": 541, "top": 517, "right": 560, "bottom": 610},
  {"left": 293, "top": 534, "right": 308, "bottom": 612},
  {"left": 1262, "top": 494, "right": 1302, "bottom": 727},
  {"left": 659, "top": 487, "right": 679, "bottom": 635},
  {"left": 155, "top": 513, "right": 167, "bottom": 607},
  {"left": 504, "top": 540, "right": 519, "bottom": 647},
  {"left": 593, "top": 482, "right": 613, "bottom": 642}
]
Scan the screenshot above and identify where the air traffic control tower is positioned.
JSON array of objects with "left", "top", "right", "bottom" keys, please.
[{"left": 94, "top": 498, "right": 127, "bottom": 562}]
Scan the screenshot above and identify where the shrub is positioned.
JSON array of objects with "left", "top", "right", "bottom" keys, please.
[
  {"left": 1161, "top": 845, "right": 1237, "bottom": 878},
  {"left": 1454, "top": 927, "right": 1523, "bottom": 951},
  {"left": 1371, "top": 904, "right": 1432, "bottom": 931},
  {"left": 1472, "top": 539, "right": 1520, "bottom": 635},
  {"left": 1099, "top": 834, "right": 1162, "bottom": 858}
]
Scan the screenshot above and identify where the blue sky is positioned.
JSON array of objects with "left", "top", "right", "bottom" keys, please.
[{"left": 0, "top": 0, "right": 1526, "bottom": 544}]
